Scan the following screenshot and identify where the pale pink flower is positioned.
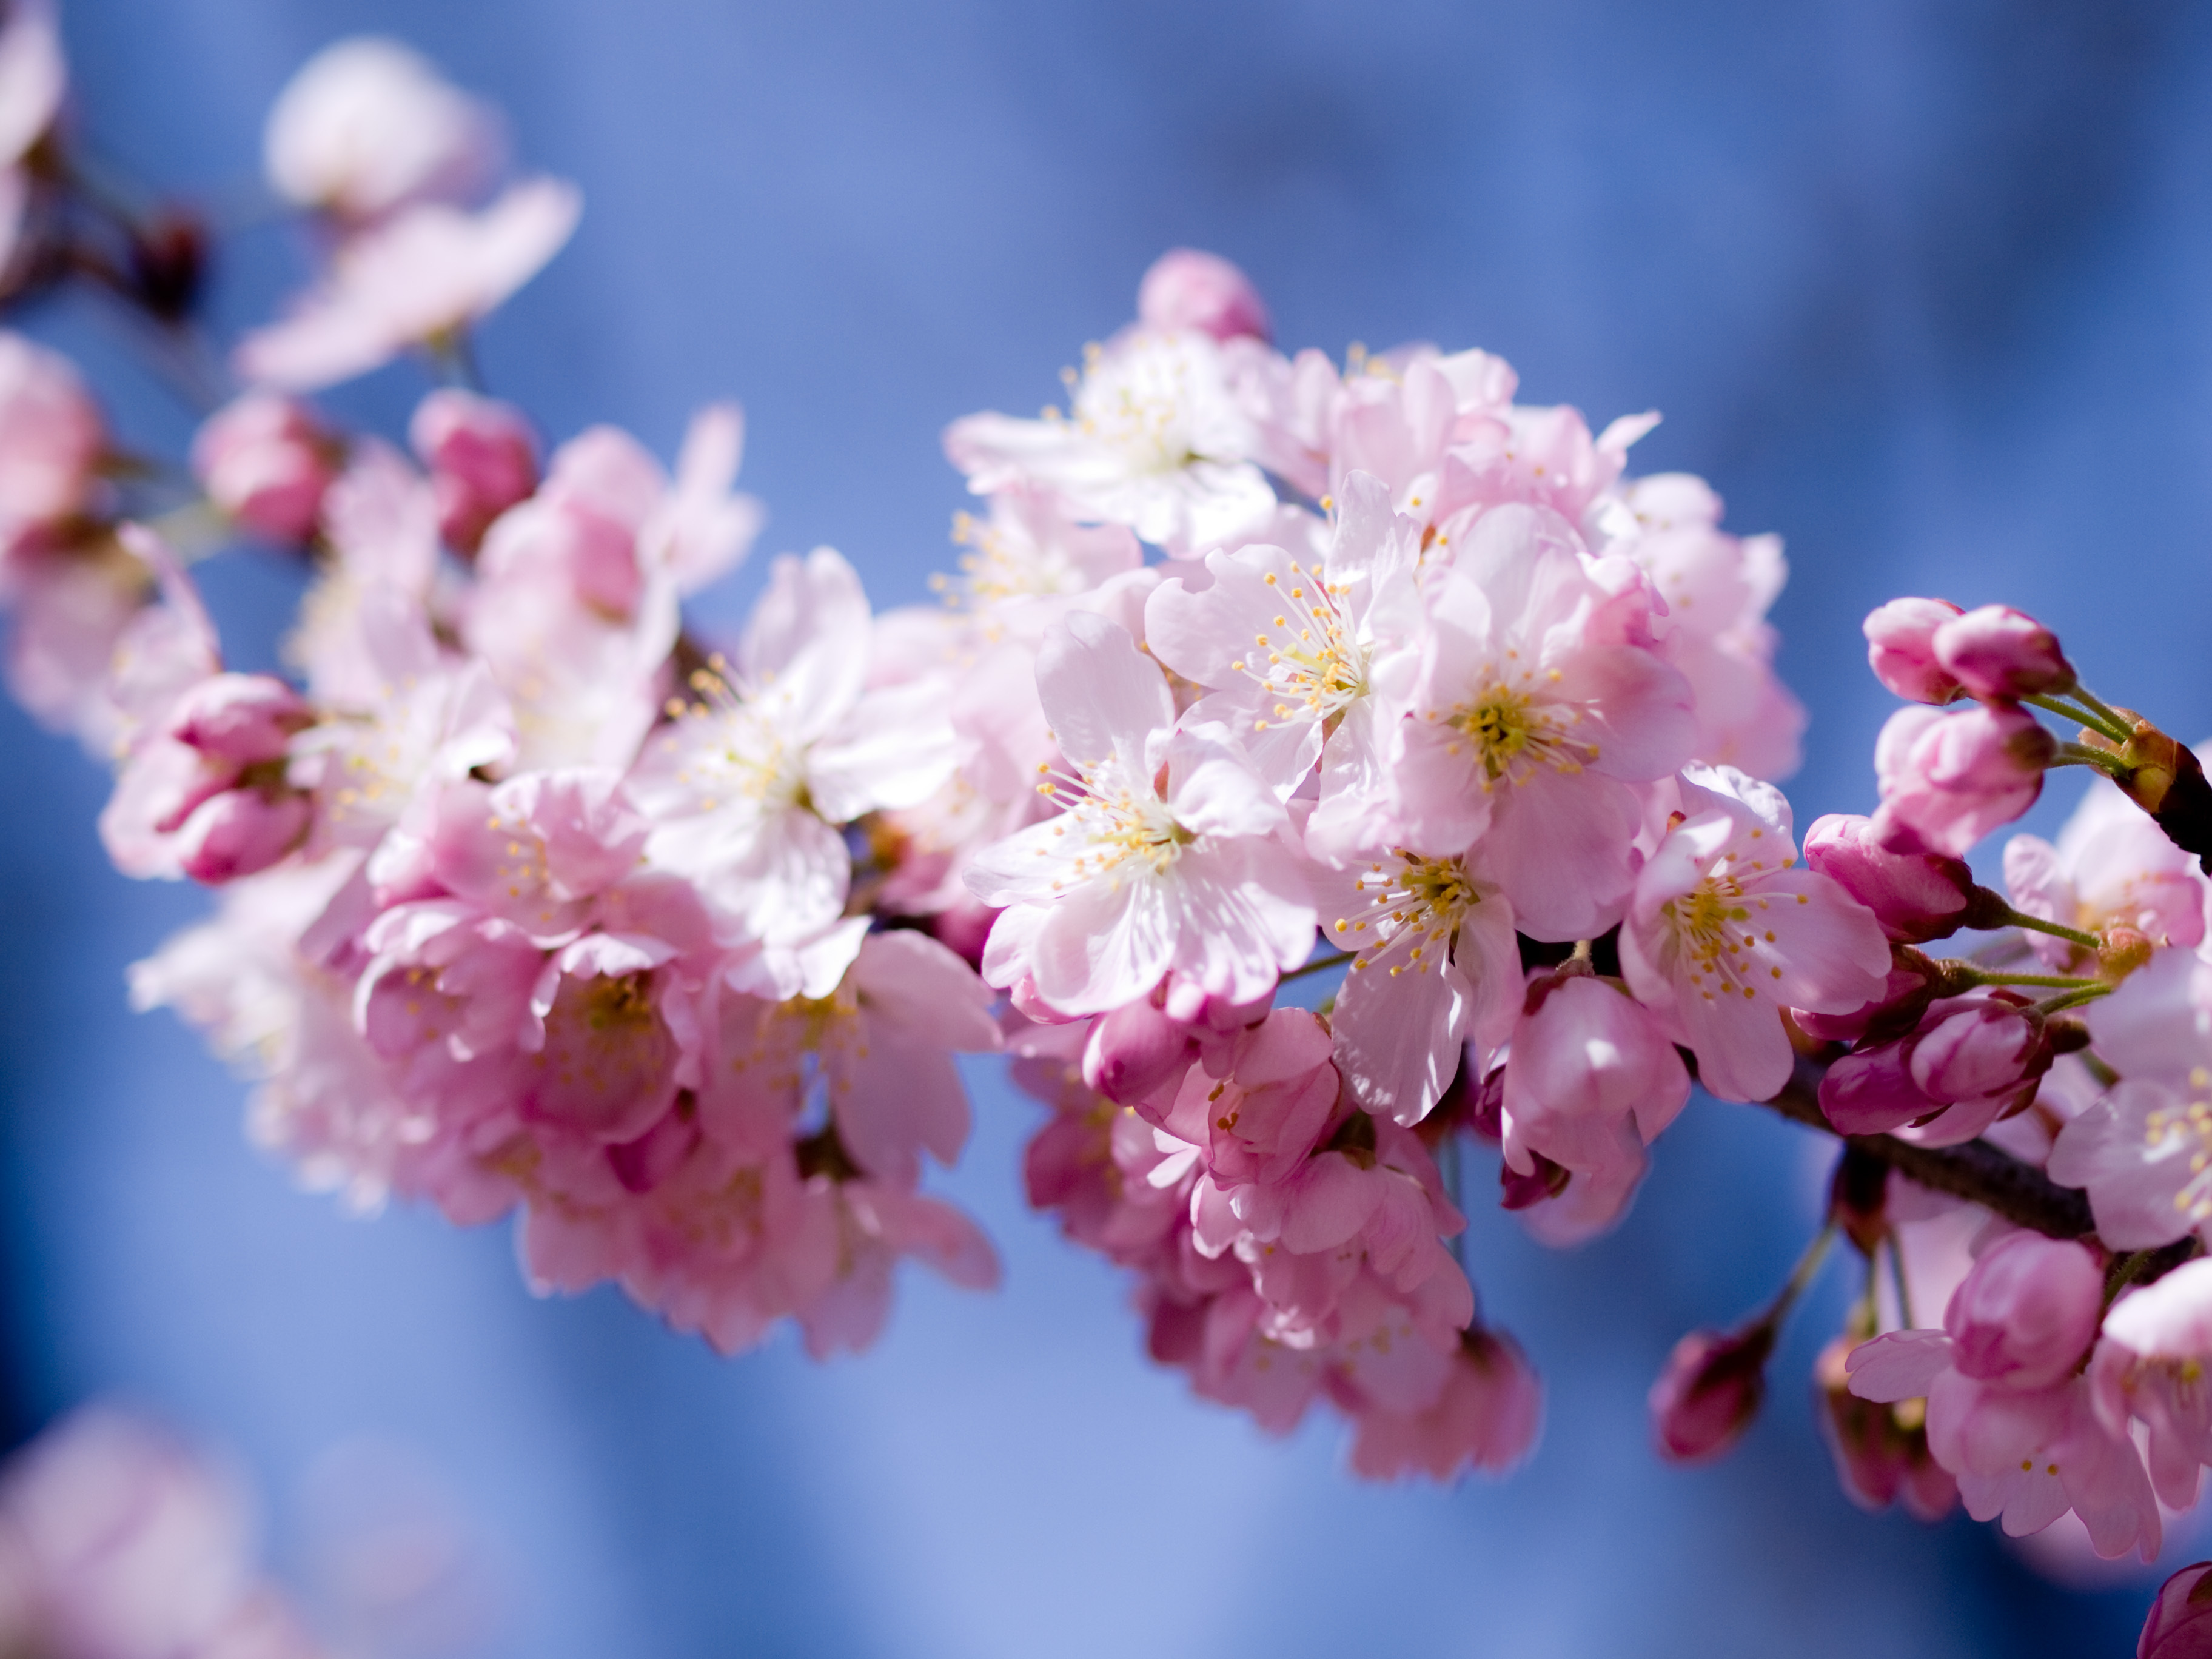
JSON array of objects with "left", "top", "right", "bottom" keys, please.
[
  {"left": 939, "top": 486, "right": 1143, "bottom": 618},
  {"left": 629, "top": 546, "right": 953, "bottom": 942},
  {"left": 1803, "top": 811, "right": 1981, "bottom": 944},
  {"left": 1502, "top": 971, "right": 1690, "bottom": 1224},
  {"left": 1392, "top": 503, "right": 1695, "bottom": 939},
  {"left": 236, "top": 178, "right": 581, "bottom": 392},
  {"left": 0, "top": 0, "right": 62, "bottom": 177},
  {"left": 1848, "top": 1235, "right": 2160, "bottom": 1559},
  {"left": 1347, "top": 1327, "right": 1543, "bottom": 1481},
  {"left": 1872, "top": 702, "right": 2054, "bottom": 857},
  {"left": 1318, "top": 843, "right": 1521, "bottom": 1124},
  {"left": 2047, "top": 950, "right": 2212, "bottom": 1248},
  {"left": 1136, "top": 247, "right": 1272, "bottom": 343},
  {"left": 783, "top": 1178, "right": 1000, "bottom": 1359},
  {"left": 967, "top": 610, "right": 1315, "bottom": 1014},
  {"left": 2097, "top": 1258, "right": 2212, "bottom": 1509},
  {"left": 1145, "top": 469, "right": 1423, "bottom": 848},
  {"left": 1863, "top": 596, "right": 1966, "bottom": 706},
  {"left": 263, "top": 36, "right": 503, "bottom": 220},
  {"left": 0, "top": 330, "right": 101, "bottom": 541},
  {"left": 1145, "top": 1006, "right": 1338, "bottom": 1187},
  {"left": 4, "top": 541, "right": 155, "bottom": 748},
  {"left": 1313, "top": 347, "right": 1505, "bottom": 522},
  {"left": 944, "top": 327, "right": 1276, "bottom": 555},
  {"left": 408, "top": 387, "right": 536, "bottom": 552},
  {"left": 1610, "top": 471, "right": 1804, "bottom": 779},
  {"left": 191, "top": 392, "right": 337, "bottom": 545},
  {"left": 2005, "top": 779, "right": 2206, "bottom": 973},
  {"left": 1934, "top": 603, "right": 2074, "bottom": 701},
  {"left": 1620, "top": 764, "right": 1890, "bottom": 1102},
  {"left": 0, "top": 1407, "right": 332, "bottom": 1659}
]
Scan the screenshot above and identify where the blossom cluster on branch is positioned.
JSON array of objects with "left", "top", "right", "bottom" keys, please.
[{"left": 14, "top": 15, "right": 2212, "bottom": 1645}]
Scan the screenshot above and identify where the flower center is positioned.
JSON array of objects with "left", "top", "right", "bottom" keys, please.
[
  {"left": 1036, "top": 758, "right": 1188, "bottom": 888},
  {"left": 1071, "top": 339, "right": 1200, "bottom": 475},
  {"left": 1445, "top": 681, "right": 1598, "bottom": 786},
  {"left": 662, "top": 658, "right": 811, "bottom": 814},
  {"left": 2143, "top": 1068, "right": 2212, "bottom": 1224},
  {"left": 1333, "top": 850, "right": 1482, "bottom": 979},
  {"left": 1660, "top": 871, "right": 1778, "bottom": 1004},
  {"left": 1233, "top": 561, "right": 1369, "bottom": 734}
]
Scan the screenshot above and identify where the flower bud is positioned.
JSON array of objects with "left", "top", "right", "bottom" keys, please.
[
  {"left": 411, "top": 388, "right": 538, "bottom": 552},
  {"left": 2137, "top": 1561, "right": 2212, "bottom": 1659},
  {"left": 191, "top": 392, "right": 338, "bottom": 544},
  {"left": 1136, "top": 248, "right": 1272, "bottom": 343},
  {"left": 173, "top": 788, "right": 312, "bottom": 884},
  {"left": 1943, "top": 1231, "right": 2102, "bottom": 1390},
  {"left": 1792, "top": 951, "right": 1946, "bottom": 1047},
  {"left": 0, "top": 331, "right": 103, "bottom": 528},
  {"left": 1814, "top": 1336, "right": 1957, "bottom": 1521},
  {"left": 1909, "top": 995, "right": 2049, "bottom": 1106},
  {"left": 1872, "top": 702, "right": 2055, "bottom": 857},
  {"left": 166, "top": 672, "right": 312, "bottom": 764},
  {"left": 1651, "top": 1324, "right": 1775, "bottom": 1463},
  {"left": 1802, "top": 813, "right": 1988, "bottom": 943},
  {"left": 1863, "top": 597, "right": 1965, "bottom": 705},
  {"left": 1931, "top": 603, "right": 2075, "bottom": 700},
  {"left": 1818, "top": 1037, "right": 1930, "bottom": 1136},
  {"left": 1082, "top": 996, "right": 1194, "bottom": 1107}
]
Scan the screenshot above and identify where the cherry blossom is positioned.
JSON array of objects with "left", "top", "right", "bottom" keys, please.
[{"left": 263, "top": 35, "right": 503, "bottom": 221}]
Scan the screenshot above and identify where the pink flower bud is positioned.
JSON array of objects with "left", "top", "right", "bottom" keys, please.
[
  {"left": 1863, "top": 597, "right": 1966, "bottom": 705},
  {"left": 410, "top": 388, "right": 538, "bottom": 552},
  {"left": 2137, "top": 1561, "right": 2212, "bottom": 1659},
  {"left": 1932, "top": 603, "right": 2075, "bottom": 701},
  {"left": 1872, "top": 702, "right": 2055, "bottom": 857},
  {"left": 1909, "top": 995, "right": 2048, "bottom": 1105},
  {"left": 173, "top": 788, "right": 312, "bottom": 883},
  {"left": 1802, "top": 813, "right": 1982, "bottom": 943},
  {"left": 1136, "top": 248, "right": 1272, "bottom": 343},
  {"left": 1943, "top": 1232, "right": 2102, "bottom": 1390},
  {"left": 1082, "top": 996, "right": 1195, "bottom": 1106},
  {"left": 166, "top": 671, "right": 312, "bottom": 763},
  {"left": 927, "top": 898, "right": 997, "bottom": 969},
  {"left": 0, "top": 332, "right": 103, "bottom": 530},
  {"left": 190, "top": 392, "right": 337, "bottom": 544},
  {"left": 1818, "top": 1037, "right": 1931, "bottom": 1136},
  {"left": 1814, "top": 1336, "right": 1957, "bottom": 1521},
  {"left": 1792, "top": 956, "right": 1942, "bottom": 1046},
  {"left": 1651, "top": 1324, "right": 1775, "bottom": 1463}
]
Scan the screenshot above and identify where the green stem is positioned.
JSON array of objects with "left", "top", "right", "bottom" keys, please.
[
  {"left": 2070, "top": 684, "right": 2132, "bottom": 736},
  {"left": 2050, "top": 743, "right": 2131, "bottom": 777},
  {"left": 1282, "top": 950, "right": 1353, "bottom": 984},
  {"left": 1764, "top": 1224, "right": 1837, "bottom": 1324},
  {"left": 1990, "top": 905, "right": 2099, "bottom": 952},
  {"left": 2024, "top": 692, "right": 2131, "bottom": 745},
  {"left": 2036, "top": 985, "right": 2112, "bottom": 1016},
  {"left": 1953, "top": 969, "right": 2104, "bottom": 990}
]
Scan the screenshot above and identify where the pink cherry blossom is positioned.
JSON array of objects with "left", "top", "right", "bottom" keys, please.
[
  {"left": 263, "top": 35, "right": 503, "bottom": 220},
  {"left": 2097, "top": 1258, "right": 2212, "bottom": 1510},
  {"left": 409, "top": 387, "right": 537, "bottom": 552},
  {"left": 1815, "top": 1336, "right": 1959, "bottom": 1522},
  {"left": 943, "top": 326, "right": 1276, "bottom": 555},
  {"left": 2006, "top": 778, "right": 2207, "bottom": 972},
  {"left": 1803, "top": 811, "right": 1982, "bottom": 943},
  {"left": 1872, "top": 702, "right": 2055, "bottom": 857},
  {"left": 1136, "top": 247, "right": 1272, "bottom": 343},
  {"left": 1621, "top": 765, "right": 1891, "bottom": 1103},
  {"left": 967, "top": 609, "right": 1315, "bottom": 1014},
  {"left": 0, "top": 329, "right": 101, "bottom": 540},
  {"left": 0, "top": 0, "right": 63, "bottom": 176},
  {"left": 2137, "top": 1561, "right": 2212, "bottom": 1659},
  {"left": 191, "top": 392, "right": 338, "bottom": 545},
  {"left": 1818, "top": 991, "right": 2052, "bottom": 1147},
  {"left": 1348, "top": 1328, "right": 1543, "bottom": 1481},
  {"left": 1391, "top": 502, "right": 1696, "bottom": 939},
  {"left": 1863, "top": 596, "right": 1966, "bottom": 705},
  {"left": 235, "top": 178, "right": 581, "bottom": 391},
  {"left": 1318, "top": 843, "right": 1521, "bottom": 1124}
]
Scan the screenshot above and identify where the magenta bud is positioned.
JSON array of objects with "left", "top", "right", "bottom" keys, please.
[
  {"left": 1864, "top": 597, "right": 1966, "bottom": 705},
  {"left": 606, "top": 1107, "right": 702, "bottom": 1193},
  {"left": 1944, "top": 1232, "right": 2103, "bottom": 1389},
  {"left": 167, "top": 672, "right": 312, "bottom": 763},
  {"left": 1815, "top": 1335, "right": 1957, "bottom": 1523},
  {"left": 1932, "top": 603, "right": 2075, "bottom": 701},
  {"left": 1818, "top": 1039, "right": 1932, "bottom": 1136},
  {"left": 174, "top": 789, "right": 312, "bottom": 884},
  {"left": 1136, "top": 248, "right": 1273, "bottom": 343},
  {"left": 191, "top": 392, "right": 338, "bottom": 545},
  {"left": 928, "top": 899, "right": 997, "bottom": 969},
  {"left": 1794, "top": 956, "right": 1943, "bottom": 1047},
  {"left": 410, "top": 387, "right": 538, "bottom": 552},
  {"left": 1651, "top": 1324, "right": 1775, "bottom": 1463},
  {"left": 1802, "top": 813, "right": 1980, "bottom": 943},
  {"left": 1909, "top": 996, "right": 2048, "bottom": 1105},
  {"left": 2137, "top": 1561, "right": 2212, "bottom": 1659},
  {"left": 1083, "top": 996, "right": 1195, "bottom": 1105}
]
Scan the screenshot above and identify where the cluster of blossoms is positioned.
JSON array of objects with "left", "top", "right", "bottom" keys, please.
[{"left": 18, "top": 19, "right": 2212, "bottom": 1646}]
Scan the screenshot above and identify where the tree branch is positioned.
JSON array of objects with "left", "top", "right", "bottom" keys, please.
[{"left": 1752, "top": 1057, "right": 2095, "bottom": 1239}]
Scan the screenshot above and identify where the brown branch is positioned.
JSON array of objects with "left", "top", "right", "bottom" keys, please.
[{"left": 1753, "top": 1056, "right": 2095, "bottom": 1239}]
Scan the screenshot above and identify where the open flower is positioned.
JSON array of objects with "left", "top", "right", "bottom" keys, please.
[
  {"left": 263, "top": 35, "right": 503, "bottom": 221},
  {"left": 968, "top": 609, "right": 1315, "bottom": 1015},
  {"left": 1620, "top": 765, "right": 1890, "bottom": 1102},
  {"left": 1391, "top": 503, "right": 1695, "bottom": 939}
]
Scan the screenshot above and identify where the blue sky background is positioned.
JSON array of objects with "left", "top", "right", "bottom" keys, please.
[{"left": 5, "top": 2, "right": 2212, "bottom": 1654}]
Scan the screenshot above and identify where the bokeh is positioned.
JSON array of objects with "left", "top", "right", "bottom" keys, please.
[{"left": 4, "top": 2, "right": 2210, "bottom": 1654}]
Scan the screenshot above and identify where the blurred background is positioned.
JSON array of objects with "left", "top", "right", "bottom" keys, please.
[{"left": 5, "top": 1, "right": 2212, "bottom": 1654}]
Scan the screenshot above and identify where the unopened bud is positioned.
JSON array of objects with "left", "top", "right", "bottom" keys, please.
[
  {"left": 1651, "top": 1323, "right": 1775, "bottom": 1463},
  {"left": 173, "top": 788, "right": 311, "bottom": 884},
  {"left": 411, "top": 388, "right": 538, "bottom": 553},
  {"left": 2137, "top": 1561, "right": 2212, "bottom": 1659},
  {"left": 1814, "top": 1336, "right": 1956, "bottom": 1522},
  {"left": 1802, "top": 813, "right": 1977, "bottom": 944},
  {"left": 1931, "top": 603, "right": 2075, "bottom": 700},
  {"left": 1136, "top": 249, "right": 1272, "bottom": 343},
  {"left": 191, "top": 392, "right": 338, "bottom": 545},
  {"left": 167, "top": 672, "right": 312, "bottom": 763},
  {"left": 2100, "top": 925, "right": 2155, "bottom": 982},
  {"left": 1082, "top": 994, "right": 1194, "bottom": 1106},
  {"left": 1863, "top": 597, "right": 1966, "bottom": 706}
]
